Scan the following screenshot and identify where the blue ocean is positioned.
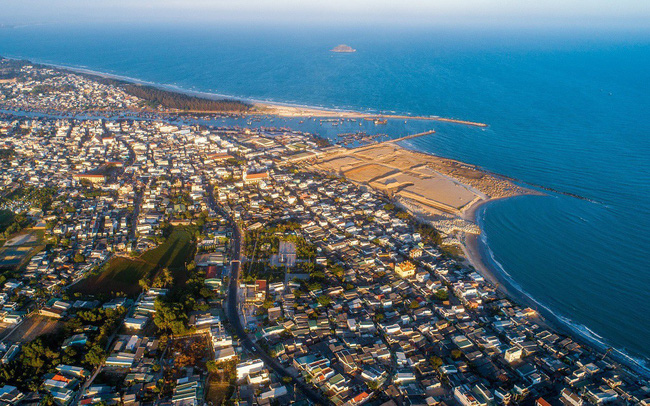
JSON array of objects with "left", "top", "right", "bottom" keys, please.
[{"left": 1, "top": 23, "right": 649, "bottom": 370}]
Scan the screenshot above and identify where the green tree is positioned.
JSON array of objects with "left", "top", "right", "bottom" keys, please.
[
  {"left": 329, "top": 264, "right": 345, "bottom": 279},
  {"left": 20, "top": 338, "right": 60, "bottom": 372},
  {"left": 317, "top": 296, "right": 331, "bottom": 307},
  {"left": 434, "top": 289, "right": 449, "bottom": 301},
  {"left": 154, "top": 298, "right": 189, "bottom": 335},
  {"left": 41, "top": 393, "right": 55, "bottom": 406},
  {"left": 84, "top": 345, "right": 107, "bottom": 367},
  {"left": 396, "top": 211, "right": 410, "bottom": 220},
  {"left": 367, "top": 380, "right": 380, "bottom": 390},
  {"left": 206, "top": 360, "right": 218, "bottom": 373},
  {"left": 262, "top": 299, "right": 274, "bottom": 310},
  {"left": 138, "top": 277, "right": 151, "bottom": 291},
  {"left": 430, "top": 356, "right": 443, "bottom": 369}
]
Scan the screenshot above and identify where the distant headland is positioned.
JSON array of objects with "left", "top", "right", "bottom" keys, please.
[{"left": 330, "top": 44, "right": 356, "bottom": 53}]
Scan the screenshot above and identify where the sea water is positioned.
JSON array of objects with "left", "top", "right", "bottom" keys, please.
[{"left": 1, "top": 22, "right": 649, "bottom": 369}]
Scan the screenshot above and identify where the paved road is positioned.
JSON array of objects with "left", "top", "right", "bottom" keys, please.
[
  {"left": 129, "top": 188, "right": 143, "bottom": 242},
  {"left": 207, "top": 185, "right": 329, "bottom": 406},
  {"left": 75, "top": 295, "right": 139, "bottom": 405}
]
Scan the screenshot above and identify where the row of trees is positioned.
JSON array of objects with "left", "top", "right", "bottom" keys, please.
[
  {"left": 1, "top": 212, "right": 28, "bottom": 238},
  {"left": 1, "top": 185, "right": 57, "bottom": 212},
  {"left": 75, "top": 71, "right": 252, "bottom": 112},
  {"left": 139, "top": 267, "right": 175, "bottom": 291},
  {"left": 244, "top": 220, "right": 314, "bottom": 259},
  {"left": 125, "top": 84, "right": 251, "bottom": 112}
]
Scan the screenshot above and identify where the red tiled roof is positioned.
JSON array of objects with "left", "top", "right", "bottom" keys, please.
[
  {"left": 353, "top": 392, "right": 370, "bottom": 402},
  {"left": 74, "top": 173, "right": 105, "bottom": 178},
  {"left": 246, "top": 172, "right": 269, "bottom": 179},
  {"left": 206, "top": 266, "right": 219, "bottom": 279}
]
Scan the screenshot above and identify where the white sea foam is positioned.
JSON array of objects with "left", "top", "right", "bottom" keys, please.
[{"left": 477, "top": 206, "right": 650, "bottom": 376}]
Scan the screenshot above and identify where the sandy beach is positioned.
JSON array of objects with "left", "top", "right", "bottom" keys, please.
[{"left": 251, "top": 102, "right": 488, "bottom": 127}]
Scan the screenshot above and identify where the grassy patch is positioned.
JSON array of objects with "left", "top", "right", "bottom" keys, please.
[
  {"left": 0, "top": 210, "right": 14, "bottom": 234},
  {"left": 71, "top": 227, "right": 195, "bottom": 296},
  {"left": 206, "top": 381, "right": 234, "bottom": 406},
  {"left": 205, "top": 361, "right": 236, "bottom": 405},
  {"left": 441, "top": 244, "right": 464, "bottom": 259}
]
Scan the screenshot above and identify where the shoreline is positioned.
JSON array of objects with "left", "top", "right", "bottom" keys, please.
[
  {"left": 460, "top": 198, "right": 527, "bottom": 301},
  {"left": 251, "top": 102, "right": 488, "bottom": 126},
  {"left": 2, "top": 55, "right": 487, "bottom": 127},
  {"left": 460, "top": 198, "right": 650, "bottom": 377}
]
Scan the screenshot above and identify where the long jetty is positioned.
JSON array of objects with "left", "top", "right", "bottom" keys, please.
[
  {"left": 372, "top": 114, "right": 487, "bottom": 127},
  {"left": 382, "top": 129, "right": 436, "bottom": 144},
  {"left": 428, "top": 117, "right": 488, "bottom": 127}
]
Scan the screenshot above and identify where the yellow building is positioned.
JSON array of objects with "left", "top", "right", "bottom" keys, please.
[{"left": 395, "top": 260, "right": 416, "bottom": 278}]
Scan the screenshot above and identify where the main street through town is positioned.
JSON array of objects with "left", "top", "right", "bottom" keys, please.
[{"left": 206, "top": 185, "right": 330, "bottom": 406}]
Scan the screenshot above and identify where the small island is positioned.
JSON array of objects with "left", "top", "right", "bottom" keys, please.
[{"left": 330, "top": 44, "right": 356, "bottom": 53}]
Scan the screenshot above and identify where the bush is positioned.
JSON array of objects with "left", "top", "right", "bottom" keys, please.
[
  {"left": 317, "top": 296, "right": 331, "bottom": 307},
  {"left": 206, "top": 360, "right": 218, "bottom": 373},
  {"left": 430, "top": 356, "right": 443, "bottom": 368},
  {"left": 434, "top": 289, "right": 449, "bottom": 301}
]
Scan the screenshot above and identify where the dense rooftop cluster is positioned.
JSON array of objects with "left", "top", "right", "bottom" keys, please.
[
  {"left": 214, "top": 159, "right": 649, "bottom": 406},
  {"left": 0, "top": 62, "right": 141, "bottom": 112}
]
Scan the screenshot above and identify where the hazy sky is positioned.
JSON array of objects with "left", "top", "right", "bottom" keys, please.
[{"left": 2, "top": 0, "right": 650, "bottom": 29}]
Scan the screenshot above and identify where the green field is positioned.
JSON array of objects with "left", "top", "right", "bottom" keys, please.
[
  {"left": 0, "top": 210, "right": 14, "bottom": 246},
  {"left": 0, "top": 210, "right": 14, "bottom": 230},
  {"left": 72, "top": 227, "right": 195, "bottom": 296}
]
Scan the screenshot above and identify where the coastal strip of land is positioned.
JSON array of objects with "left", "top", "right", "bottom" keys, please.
[
  {"left": 2, "top": 56, "right": 488, "bottom": 127},
  {"left": 306, "top": 138, "right": 648, "bottom": 373},
  {"left": 251, "top": 102, "right": 488, "bottom": 127}
]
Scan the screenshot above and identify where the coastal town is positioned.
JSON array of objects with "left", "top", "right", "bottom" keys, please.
[{"left": 0, "top": 57, "right": 648, "bottom": 406}]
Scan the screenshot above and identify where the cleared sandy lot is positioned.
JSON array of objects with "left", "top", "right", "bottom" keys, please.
[{"left": 311, "top": 141, "right": 531, "bottom": 217}]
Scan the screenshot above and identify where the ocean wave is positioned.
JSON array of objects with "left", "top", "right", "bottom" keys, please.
[{"left": 477, "top": 206, "right": 650, "bottom": 376}]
